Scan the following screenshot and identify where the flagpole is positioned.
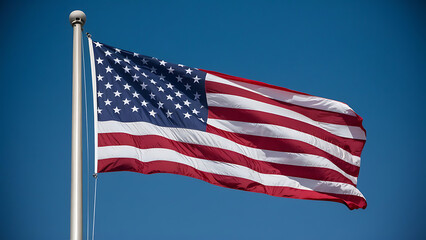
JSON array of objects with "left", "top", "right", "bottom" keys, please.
[{"left": 69, "top": 10, "right": 86, "bottom": 240}]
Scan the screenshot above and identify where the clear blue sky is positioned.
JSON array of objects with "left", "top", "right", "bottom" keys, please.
[{"left": 1, "top": 0, "right": 425, "bottom": 239}]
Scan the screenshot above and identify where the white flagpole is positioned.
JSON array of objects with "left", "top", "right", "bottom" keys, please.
[{"left": 69, "top": 10, "right": 86, "bottom": 240}]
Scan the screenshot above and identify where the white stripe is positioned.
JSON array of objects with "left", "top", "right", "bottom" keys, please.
[
  {"left": 88, "top": 37, "right": 99, "bottom": 173},
  {"left": 207, "top": 93, "right": 366, "bottom": 140},
  {"left": 206, "top": 73, "right": 358, "bottom": 117},
  {"left": 208, "top": 119, "right": 360, "bottom": 167},
  {"left": 98, "top": 145, "right": 364, "bottom": 198},
  {"left": 98, "top": 121, "right": 360, "bottom": 182}
]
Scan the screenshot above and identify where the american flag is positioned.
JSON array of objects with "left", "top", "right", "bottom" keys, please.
[{"left": 89, "top": 39, "right": 367, "bottom": 210}]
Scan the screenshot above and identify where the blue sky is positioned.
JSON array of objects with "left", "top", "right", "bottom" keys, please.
[{"left": 1, "top": 0, "right": 425, "bottom": 239}]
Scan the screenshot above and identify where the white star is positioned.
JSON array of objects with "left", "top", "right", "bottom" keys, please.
[
  {"left": 94, "top": 42, "right": 102, "bottom": 48},
  {"left": 114, "top": 75, "right": 122, "bottom": 81},
  {"left": 114, "top": 58, "right": 122, "bottom": 64},
  {"left": 166, "top": 95, "right": 174, "bottom": 101},
  {"left": 113, "top": 91, "right": 122, "bottom": 97},
  {"left": 159, "top": 60, "right": 167, "bottom": 66},
  {"left": 142, "top": 58, "right": 148, "bottom": 65},
  {"left": 105, "top": 82, "right": 112, "bottom": 89},
  {"left": 140, "top": 82, "right": 148, "bottom": 90},
  {"left": 142, "top": 72, "right": 148, "bottom": 78},
  {"left": 113, "top": 107, "right": 121, "bottom": 114},
  {"left": 166, "top": 110, "right": 173, "bottom": 118},
  {"left": 184, "top": 83, "right": 191, "bottom": 90},
  {"left": 105, "top": 66, "right": 113, "bottom": 73},
  {"left": 198, "top": 117, "right": 205, "bottom": 122},
  {"left": 97, "top": 107, "right": 102, "bottom": 114},
  {"left": 97, "top": 91, "right": 103, "bottom": 97},
  {"left": 114, "top": 48, "right": 121, "bottom": 53},
  {"left": 104, "top": 50, "right": 112, "bottom": 56},
  {"left": 150, "top": 79, "right": 157, "bottom": 85},
  {"left": 192, "top": 108, "right": 200, "bottom": 115},
  {"left": 176, "top": 75, "right": 183, "bottom": 82},
  {"left": 149, "top": 92, "right": 156, "bottom": 99},
  {"left": 166, "top": 83, "right": 174, "bottom": 89},
  {"left": 157, "top": 101, "right": 164, "bottom": 109},
  {"left": 131, "top": 106, "right": 139, "bottom": 112},
  {"left": 150, "top": 66, "right": 157, "bottom": 73},
  {"left": 124, "top": 83, "right": 131, "bottom": 90},
  {"left": 141, "top": 100, "right": 148, "bottom": 107},
  {"left": 149, "top": 110, "right": 157, "bottom": 117},
  {"left": 184, "top": 112, "right": 191, "bottom": 119},
  {"left": 124, "top": 57, "right": 131, "bottom": 64},
  {"left": 185, "top": 68, "right": 193, "bottom": 75},
  {"left": 175, "top": 103, "right": 182, "bottom": 109},
  {"left": 167, "top": 67, "right": 175, "bottom": 74},
  {"left": 96, "top": 57, "right": 103, "bottom": 64},
  {"left": 123, "top": 66, "right": 131, "bottom": 73},
  {"left": 133, "top": 52, "right": 139, "bottom": 57},
  {"left": 194, "top": 92, "right": 201, "bottom": 100},
  {"left": 132, "top": 74, "right": 140, "bottom": 82},
  {"left": 193, "top": 75, "right": 201, "bottom": 83},
  {"left": 178, "top": 64, "right": 185, "bottom": 67},
  {"left": 183, "top": 100, "right": 191, "bottom": 106},
  {"left": 104, "top": 99, "right": 112, "bottom": 105},
  {"left": 133, "top": 65, "right": 141, "bottom": 71},
  {"left": 123, "top": 98, "right": 131, "bottom": 105},
  {"left": 97, "top": 74, "right": 104, "bottom": 81},
  {"left": 132, "top": 91, "right": 140, "bottom": 98},
  {"left": 157, "top": 86, "right": 165, "bottom": 92},
  {"left": 159, "top": 74, "right": 166, "bottom": 81},
  {"left": 175, "top": 91, "right": 183, "bottom": 98}
]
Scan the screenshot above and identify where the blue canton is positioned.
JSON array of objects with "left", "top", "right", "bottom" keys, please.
[{"left": 92, "top": 41, "right": 208, "bottom": 131}]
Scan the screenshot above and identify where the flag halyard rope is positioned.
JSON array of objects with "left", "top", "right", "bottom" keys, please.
[
  {"left": 81, "top": 30, "right": 90, "bottom": 240},
  {"left": 84, "top": 31, "right": 98, "bottom": 240}
]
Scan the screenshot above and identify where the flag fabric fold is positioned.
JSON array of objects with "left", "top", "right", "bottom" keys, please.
[{"left": 88, "top": 38, "right": 367, "bottom": 209}]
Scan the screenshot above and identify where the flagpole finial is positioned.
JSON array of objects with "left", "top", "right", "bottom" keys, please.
[{"left": 69, "top": 10, "right": 86, "bottom": 26}]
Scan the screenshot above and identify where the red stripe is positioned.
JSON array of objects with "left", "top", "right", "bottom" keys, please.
[
  {"left": 206, "top": 125, "right": 360, "bottom": 177},
  {"left": 208, "top": 107, "right": 366, "bottom": 157},
  {"left": 201, "top": 69, "right": 311, "bottom": 96},
  {"left": 98, "top": 158, "right": 367, "bottom": 210},
  {"left": 99, "top": 133, "right": 357, "bottom": 186},
  {"left": 206, "top": 81, "right": 364, "bottom": 127}
]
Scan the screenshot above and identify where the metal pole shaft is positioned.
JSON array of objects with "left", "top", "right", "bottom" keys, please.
[{"left": 69, "top": 10, "right": 86, "bottom": 240}]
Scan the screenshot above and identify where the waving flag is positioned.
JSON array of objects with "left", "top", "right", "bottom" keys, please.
[{"left": 88, "top": 38, "right": 367, "bottom": 209}]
